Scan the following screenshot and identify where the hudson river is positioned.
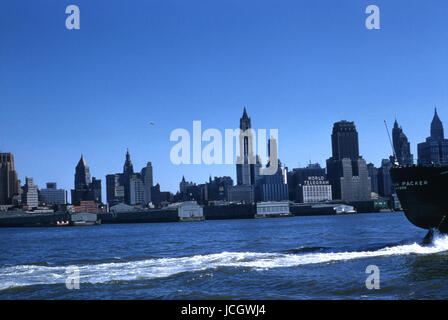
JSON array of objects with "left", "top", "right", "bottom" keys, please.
[{"left": 1, "top": 212, "right": 447, "bottom": 299}]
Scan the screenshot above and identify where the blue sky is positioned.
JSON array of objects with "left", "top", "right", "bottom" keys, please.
[{"left": 1, "top": 0, "right": 448, "bottom": 200}]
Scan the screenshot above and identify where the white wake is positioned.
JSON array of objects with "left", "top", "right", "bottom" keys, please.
[{"left": 2, "top": 233, "right": 448, "bottom": 291}]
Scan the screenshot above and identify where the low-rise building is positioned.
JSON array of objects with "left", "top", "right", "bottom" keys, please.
[
  {"left": 256, "top": 201, "right": 291, "bottom": 218},
  {"left": 163, "top": 201, "right": 204, "bottom": 222}
]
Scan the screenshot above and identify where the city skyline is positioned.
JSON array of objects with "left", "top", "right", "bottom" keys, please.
[
  {"left": 2, "top": 1, "right": 448, "bottom": 198},
  {"left": 0, "top": 108, "right": 441, "bottom": 203}
]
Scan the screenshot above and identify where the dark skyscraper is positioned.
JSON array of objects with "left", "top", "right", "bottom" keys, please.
[
  {"left": 331, "top": 121, "right": 359, "bottom": 161},
  {"left": 392, "top": 119, "right": 413, "bottom": 166},
  {"left": 74, "top": 155, "right": 91, "bottom": 189},
  {"left": 0, "top": 153, "right": 21, "bottom": 205},
  {"left": 326, "top": 121, "right": 371, "bottom": 201},
  {"left": 123, "top": 149, "right": 134, "bottom": 177},
  {"left": 418, "top": 109, "right": 448, "bottom": 166},
  {"left": 71, "top": 155, "right": 102, "bottom": 205}
]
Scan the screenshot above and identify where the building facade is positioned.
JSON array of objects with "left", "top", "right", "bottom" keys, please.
[
  {"left": 40, "top": 182, "right": 67, "bottom": 205},
  {"left": 392, "top": 119, "right": 414, "bottom": 166},
  {"left": 299, "top": 176, "right": 332, "bottom": 203},
  {"left": 326, "top": 121, "right": 371, "bottom": 201},
  {"left": 0, "top": 153, "right": 21, "bottom": 205},
  {"left": 22, "top": 177, "right": 38, "bottom": 208},
  {"left": 71, "top": 155, "right": 102, "bottom": 205},
  {"left": 287, "top": 163, "right": 326, "bottom": 202}
]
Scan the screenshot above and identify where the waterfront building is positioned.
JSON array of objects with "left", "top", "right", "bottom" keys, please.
[
  {"left": 392, "top": 119, "right": 414, "bottom": 166},
  {"left": 298, "top": 176, "right": 332, "bottom": 203},
  {"left": 40, "top": 183, "right": 67, "bottom": 205},
  {"left": 22, "top": 177, "right": 38, "bottom": 208},
  {"left": 0, "top": 153, "right": 21, "bottom": 205},
  {"left": 326, "top": 121, "right": 371, "bottom": 201},
  {"left": 287, "top": 163, "right": 326, "bottom": 202},
  {"left": 163, "top": 201, "right": 204, "bottom": 222},
  {"left": 71, "top": 155, "right": 102, "bottom": 205},
  {"left": 256, "top": 201, "right": 290, "bottom": 218},
  {"left": 417, "top": 109, "right": 448, "bottom": 166},
  {"left": 74, "top": 200, "right": 100, "bottom": 213}
]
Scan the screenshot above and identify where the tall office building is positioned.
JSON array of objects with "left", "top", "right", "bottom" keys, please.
[
  {"left": 378, "top": 158, "right": 394, "bottom": 197},
  {"left": 229, "top": 108, "right": 261, "bottom": 203},
  {"left": 326, "top": 121, "right": 371, "bottom": 201},
  {"left": 129, "top": 175, "right": 145, "bottom": 205},
  {"left": 123, "top": 149, "right": 135, "bottom": 205},
  {"left": 40, "top": 182, "right": 67, "bottom": 205},
  {"left": 236, "top": 108, "right": 261, "bottom": 186},
  {"left": 367, "top": 163, "right": 379, "bottom": 195},
  {"left": 331, "top": 121, "right": 359, "bottom": 161},
  {"left": 417, "top": 109, "right": 448, "bottom": 166},
  {"left": 392, "top": 119, "right": 413, "bottom": 166},
  {"left": 106, "top": 151, "right": 153, "bottom": 206},
  {"left": 0, "top": 153, "right": 21, "bottom": 205},
  {"left": 141, "top": 162, "right": 153, "bottom": 204},
  {"left": 71, "top": 155, "right": 102, "bottom": 205},
  {"left": 106, "top": 174, "right": 125, "bottom": 206},
  {"left": 22, "top": 177, "right": 38, "bottom": 208},
  {"left": 74, "top": 155, "right": 91, "bottom": 189}
]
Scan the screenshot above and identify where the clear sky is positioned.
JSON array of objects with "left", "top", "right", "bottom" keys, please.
[{"left": 1, "top": 0, "right": 448, "bottom": 200}]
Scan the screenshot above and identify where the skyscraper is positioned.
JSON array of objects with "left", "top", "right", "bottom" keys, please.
[
  {"left": 106, "top": 151, "right": 153, "bottom": 206},
  {"left": 0, "top": 153, "right": 21, "bottom": 205},
  {"left": 74, "top": 155, "right": 91, "bottom": 190},
  {"left": 392, "top": 119, "right": 414, "bottom": 166},
  {"left": 378, "top": 158, "right": 394, "bottom": 197},
  {"left": 228, "top": 108, "right": 261, "bottom": 203},
  {"left": 22, "top": 177, "right": 38, "bottom": 208},
  {"left": 71, "top": 155, "right": 102, "bottom": 205},
  {"left": 141, "top": 162, "right": 153, "bottom": 204},
  {"left": 331, "top": 121, "right": 359, "bottom": 161},
  {"left": 236, "top": 107, "right": 261, "bottom": 186},
  {"left": 326, "top": 121, "right": 371, "bottom": 201},
  {"left": 417, "top": 109, "right": 448, "bottom": 166}
]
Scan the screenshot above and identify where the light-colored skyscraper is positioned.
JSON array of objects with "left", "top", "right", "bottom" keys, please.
[{"left": 22, "top": 177, "right": 38, "bottom": 208}]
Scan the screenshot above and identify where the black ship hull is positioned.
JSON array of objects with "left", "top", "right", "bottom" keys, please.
[{"left": 390, "top": 166, "right": 448, "bottom": 233}]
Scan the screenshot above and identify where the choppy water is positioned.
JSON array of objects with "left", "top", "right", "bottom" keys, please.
[{"left": 1, "top": 212, "right": 448, "bottom": 299}]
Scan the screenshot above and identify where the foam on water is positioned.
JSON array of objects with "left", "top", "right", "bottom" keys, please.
[{"left": 2, "top": 233, "right": 448, "bottom": 291}]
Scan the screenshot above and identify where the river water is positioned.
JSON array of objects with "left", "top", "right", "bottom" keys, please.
[{"left": 1, "top": 212, "right": 447, "bottom": 299}]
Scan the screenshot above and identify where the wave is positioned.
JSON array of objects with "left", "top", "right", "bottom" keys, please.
[{"left": 2, "top": 233, "right": 448, "bottom": 291}]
